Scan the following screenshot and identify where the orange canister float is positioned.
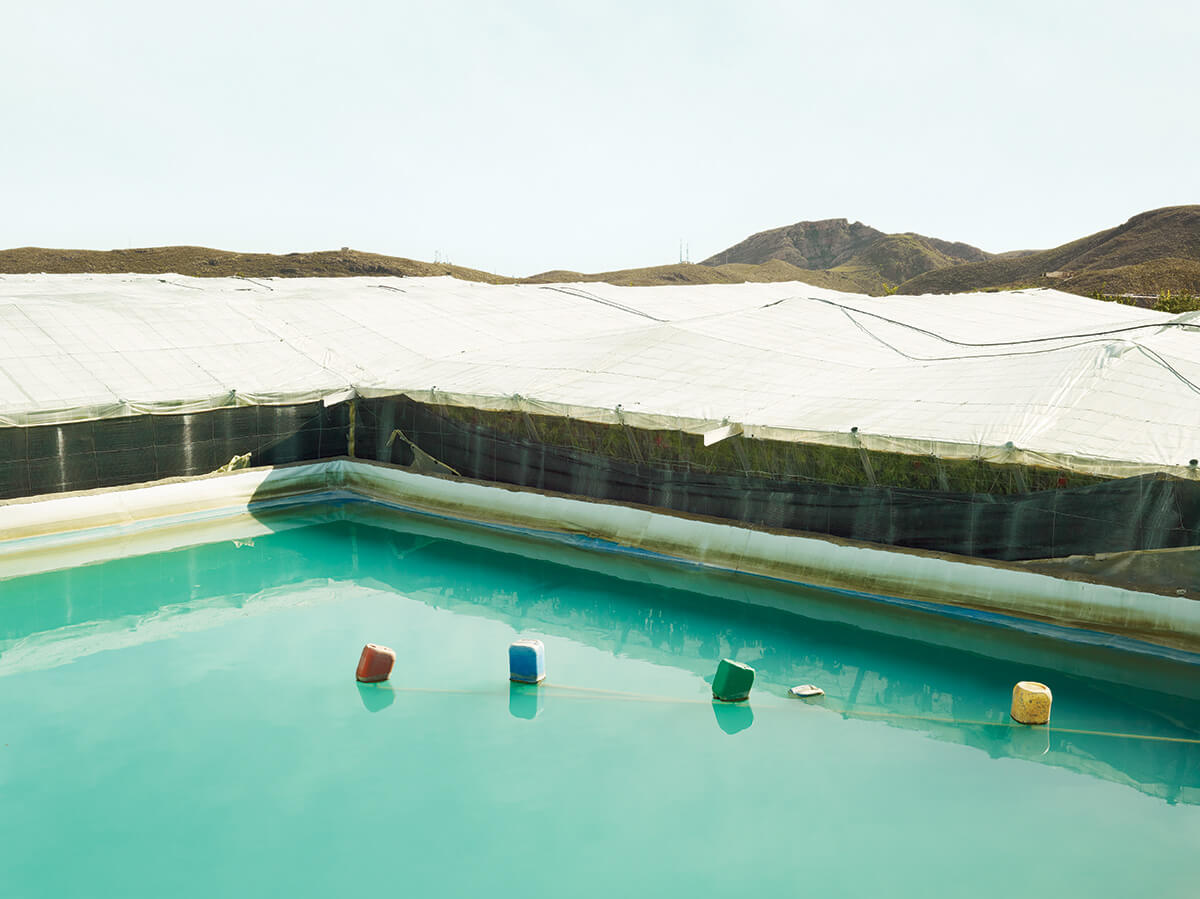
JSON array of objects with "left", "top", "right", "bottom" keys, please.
[{"left": 356, "top": 643, "right": 396, "bottom": 683}]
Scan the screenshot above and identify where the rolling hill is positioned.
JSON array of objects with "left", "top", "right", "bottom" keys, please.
[
  {"left": 2, "top": 206, "right": 1197, "bottom": 298},
  {"left": 0, "top": 246, "right": 511, "bottom": 284},
  {"left": 522, "top": 258, "right": 864, "bottom": 291},
  {"left": 896, "top": 206, "right": 1200, "bottom": 296},
  {"left": 701, "top": 218, "right": 991, "bottom": 293}
]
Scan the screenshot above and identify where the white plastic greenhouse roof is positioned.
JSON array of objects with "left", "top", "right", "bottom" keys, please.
[{"left": 1, "top": 273, "right": 1198, "bottom": 477}]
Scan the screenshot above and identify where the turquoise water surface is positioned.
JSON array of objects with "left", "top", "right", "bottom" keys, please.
[{"left": 1, "top": 510, "right": 1198, "bottom": 898}]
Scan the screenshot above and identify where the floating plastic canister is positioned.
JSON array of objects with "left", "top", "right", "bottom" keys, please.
[
  {"left": 356, "top": 643, "right": 396, "bottom": 683},
  {"left": 1011, "top": 681, "right": 1052, "bottom": 724},
  {"left": 712, "top": 658, "right": 754, "bottom": 702},
  {"left": 509, "top": 638, "right": 546, "bottom": 684}
]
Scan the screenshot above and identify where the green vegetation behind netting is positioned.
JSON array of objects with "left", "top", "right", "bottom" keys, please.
[
  {"left": 1090, "top": 288, "right": 1200, "bottom": 313},
  {"left": 432, "top": 404, "right": 1109, "bottom": 495}
]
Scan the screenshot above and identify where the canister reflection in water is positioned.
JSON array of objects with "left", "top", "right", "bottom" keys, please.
[
  {"left": 357, "top": 682, "right": 395, "bottom": 713},
  {"left": 712, "top": 701, "right": 754, "bottom": 735},
  {"left": 509, "top": 681, "right": 545, "bottom": 719}
]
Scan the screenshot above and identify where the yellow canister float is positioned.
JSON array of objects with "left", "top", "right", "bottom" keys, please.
[{"left": 1011, "top": 680, "right": 1052, "bottom": 724}]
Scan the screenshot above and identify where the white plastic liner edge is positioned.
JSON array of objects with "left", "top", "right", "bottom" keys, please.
[{"left": 1, "top": 460, "right": 1198, "bottom": 654}]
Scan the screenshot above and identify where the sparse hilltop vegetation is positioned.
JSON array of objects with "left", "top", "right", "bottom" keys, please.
[
  {"left": 0, "top": 246, "right": 512, "bottom": 284},
  {"left": 700, "top": 218, "right": 991, "bottom": 294},
  {"left": 895, "top": 206, "right": 1200, "bottom": 298},
  {"left": 2, "top": 206, "right": 1197, "bottom": 301}
]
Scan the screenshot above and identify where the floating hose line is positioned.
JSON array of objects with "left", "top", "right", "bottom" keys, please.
[
  {"left": 366, "top": 682, "right": 1200, "bottom": 744},
  {"left": 819, "top": 704, "right": 1200, "bottom": 744},
  {"left": 374, "top": 682, "right": 710, "bottom": 706}
]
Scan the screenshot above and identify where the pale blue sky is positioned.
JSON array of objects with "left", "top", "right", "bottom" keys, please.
[{"left": 3, "top": 1, "right": 1197, "bottom": 276}]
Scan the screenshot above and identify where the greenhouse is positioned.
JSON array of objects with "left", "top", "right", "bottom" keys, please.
[{"left": 1, "top": 272, "right": 1199, "bottom": 641}]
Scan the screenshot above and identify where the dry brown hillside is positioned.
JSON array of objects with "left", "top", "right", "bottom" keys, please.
[
  {"left": 897, "top": 206, "right": 1200, "bottom": 296},
  {"left": 0, "top": 246, "right": 512, "bottom": 284},
  {"left": 3, "top": 206, "right": 1198, "bottom": 298},
  {"left": 701, "top": 218, "right": 991, "bottom": 293},
  {"left": 0, "top": 247, "right": 852, "bottom": 291}
]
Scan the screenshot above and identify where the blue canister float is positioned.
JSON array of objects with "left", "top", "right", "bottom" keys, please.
[{"left": 509, "top": 638, "right": 546, "bottom": 684}]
